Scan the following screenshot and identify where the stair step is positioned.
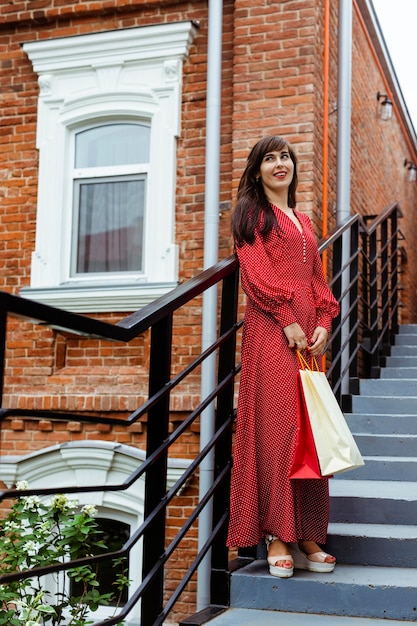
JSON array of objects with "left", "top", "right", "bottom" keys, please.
[
  {"left": 359, "top": 378, "right": 417, "bottom": 396},
  {"left": 381, "top": 367, "right": 417, "bottom": 378},
  {"left": 386, "top": 355, "right": 417, "bottom": 367},
  {"left": 346, "top": 413, "right": 417, "bottom": 434},
  {"left": 389, "top": 345, "right": 417, "bottom": 356},
  {"left": 230, "top": 560, "right": 417, "bottom": 621},
  {"left": 354, "top": 433, "right": 417, "bottom": 456},
  {"left": 398, "top": 324, "right": 417, "bottom": 333},
  {"left": 204, "top": 608, "right": 412, "bottom": 625},
  {"left": 395, "top": 334, "right": 417, "bottom": 345},
  {"left": 335, "top": 456, "right": 417, "bottom": 481},
  {"left": 326, "top": 522, "right": 417, "bottom": 567},
  {"left": 351, "top": 395, "right": 417, "bottom": 413},
  {"left": 329, "top": 480, "right": 417, "bottom": 524}
]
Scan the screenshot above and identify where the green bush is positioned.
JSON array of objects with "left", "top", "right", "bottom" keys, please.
[{"left": 0, "top": 481, "right": 127, "bottom": 626}]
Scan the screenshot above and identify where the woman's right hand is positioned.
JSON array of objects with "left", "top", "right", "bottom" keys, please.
[{"left": 283, "top": 322, "right": 307, "bottom": 350}]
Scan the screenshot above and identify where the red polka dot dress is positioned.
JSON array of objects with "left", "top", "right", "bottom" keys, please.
[{"left": 226, "top": 205, "right": 340, "bottom": 548}]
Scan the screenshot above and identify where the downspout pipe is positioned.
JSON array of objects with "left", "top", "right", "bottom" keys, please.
[
  {"left": 337, "top": 0, "right": 352, "bottom": 226},
  {"left": 322, "top": 0, "right": 330, "bottom": 245},
  {"left": 198, "top": 0, "right": 223, "bottom": 611},
  {"left": 337, "top": 0, "right": 353, "bottom": 395}
]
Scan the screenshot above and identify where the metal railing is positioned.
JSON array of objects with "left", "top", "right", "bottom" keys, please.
[
  {"left": 322, "top": 203, "right": 401, "bottom": 406},
  {"left": 0, "top": 203, "right": 402, "bottom": 625}
]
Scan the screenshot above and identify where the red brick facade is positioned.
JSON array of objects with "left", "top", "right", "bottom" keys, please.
[{"left": 1, "top": 0, "right": 417, "bottom": 622}]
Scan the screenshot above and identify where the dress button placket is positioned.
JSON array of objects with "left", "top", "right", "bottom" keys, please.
[{"left": 302, "top": 233, "right": 307, "bottom": 263}]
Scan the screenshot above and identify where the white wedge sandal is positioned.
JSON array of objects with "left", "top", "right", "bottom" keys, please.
[
  {"left": 289, "top": 542, "right": 336, "bottom": 573},
  {"left": 265, "top": 535, "right": 294, "bottom": 578}
]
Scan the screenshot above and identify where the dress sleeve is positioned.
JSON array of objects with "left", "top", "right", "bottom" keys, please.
[{"left": 236, "top": 232, "right": 297, "bottom": 328}]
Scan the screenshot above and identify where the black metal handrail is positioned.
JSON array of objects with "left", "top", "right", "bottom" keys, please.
[{"left": 0, "top": 203, "right": 403, "bottom": 625}]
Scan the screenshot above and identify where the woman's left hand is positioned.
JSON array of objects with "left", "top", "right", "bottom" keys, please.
[{"left": 308, "top": 326, "right": 328, "bottom": 356}]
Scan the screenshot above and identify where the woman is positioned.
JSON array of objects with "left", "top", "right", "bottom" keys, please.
[{"left": 226, "top": 136, "right": 340, "bottom": 578}]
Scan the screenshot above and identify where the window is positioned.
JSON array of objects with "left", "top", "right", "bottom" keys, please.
[
  {"left": 72, "top": 123, "right": 149, "bottom": 276},
  {"left": 22, "top": 22, "right": 197, "bottom": 312}
]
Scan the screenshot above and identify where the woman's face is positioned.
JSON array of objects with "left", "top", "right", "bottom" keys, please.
[{"left": 257, "top": 147, "right": 294, "bottom": 199}]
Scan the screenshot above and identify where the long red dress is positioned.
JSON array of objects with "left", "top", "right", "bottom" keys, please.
[{"left": 226, "top": 205, "right": 340, "bottom": 548}]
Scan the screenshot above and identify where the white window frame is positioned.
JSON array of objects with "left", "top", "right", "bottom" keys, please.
[{"left": 22, "top": 22, "right": 197, "bottom": 312}]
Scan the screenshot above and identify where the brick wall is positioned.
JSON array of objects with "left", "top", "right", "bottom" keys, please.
[{"left": 1, "top": 0, "right": 417, "bottom": 623}]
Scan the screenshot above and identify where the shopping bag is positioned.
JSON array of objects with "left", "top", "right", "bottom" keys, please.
[
  {"left": 297, "top": 351, "right": 365, "bottom": 476},
  {"left": 289, "top": 371, "right": 322, "bottom": 479}
]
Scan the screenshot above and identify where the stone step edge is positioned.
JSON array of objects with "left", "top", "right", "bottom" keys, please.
[
  {"left": 328, "top": 522, "right": 417, "bottom": 539},
  {"left": 347, "top": 413, "right": 417, "bottom": 417},
  {"left": 329, "top": 479, "right": 417, "bottom": 500},
  {"left": 353, "top": 394, "right": 417, "bottom": 399},
  {"left": 351, "top": 430, "right": 417, "bottom": 436},
  {"left": 232, "top": 561, "right": 417, "bottom": 585},
  {"left": 361, "top": 455, "right": 417, "bottom": 462},
  {"left": 201, "top": 608, "right": 412, "bottom": 626}
]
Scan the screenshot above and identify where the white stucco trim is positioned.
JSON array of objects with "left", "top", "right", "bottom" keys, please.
[{"left": 22, "top": 22, "right": 197, "bottom": 313}]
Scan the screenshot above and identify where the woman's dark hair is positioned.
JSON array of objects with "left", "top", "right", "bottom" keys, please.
[{"left": 231, "top": 135, "right": 298, "bottom": 245}]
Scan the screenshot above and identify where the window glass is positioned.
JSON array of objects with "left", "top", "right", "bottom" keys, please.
[
  {"left": 75, "top": 123, "right": 150, "bottom": 168},
  {"left": 73, "top": 176, "right": 145, "bottom": 275},
  {"left": 72, "top": 122, "right": 149, "bottom": 277},
  {"left": 70, "top": 518, "right": 130, "bottom": 606}
]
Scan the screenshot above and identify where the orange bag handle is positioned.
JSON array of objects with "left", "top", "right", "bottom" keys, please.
[{"left": 296, "top": 350, "right": 320, "bottom": 372}]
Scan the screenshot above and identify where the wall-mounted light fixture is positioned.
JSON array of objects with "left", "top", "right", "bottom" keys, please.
[
  {"left": 377, "top": 91, "right": 393, "bottom": 121},
  {"left": 404, "top": 158, "right": 417, "bottom": 182}
]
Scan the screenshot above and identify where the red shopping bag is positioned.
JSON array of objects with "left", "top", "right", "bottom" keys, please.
[{"left": 289, "top": 371, "right": 322, "bottom": 479}]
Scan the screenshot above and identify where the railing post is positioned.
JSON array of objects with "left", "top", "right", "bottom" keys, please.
[
  {"left": 141, "top": 314, "right": 173, "bottom": 626},
  {"left": 210, "top": 260, "right": 239, "bottom": 607},
  {"left": 348, "top": 218, "right": 360, "bottom": 386},
  {"left": 390, "top": 209, "right": 399, "bottom": 337},
  {"left": 380, "top": 218, "right": 389, "bottom": 352},
  {"left": 331, "top": 229, "right": 343, "bottom": 402},
  {"left": 369, "top": 230, "right": 379, "bottom": 375}
]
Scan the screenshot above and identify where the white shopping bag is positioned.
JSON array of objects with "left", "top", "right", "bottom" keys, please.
[{"left": 298, "top": 353, "right": 365, "bottom": 476}]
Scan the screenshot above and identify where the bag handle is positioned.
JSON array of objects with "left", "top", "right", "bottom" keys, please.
[{"left": 297, "top": 350, "right": 320, "bottom": 372}]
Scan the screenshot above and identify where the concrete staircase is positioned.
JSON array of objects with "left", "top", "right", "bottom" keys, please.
[{"left": 206, "top": 324, "right": 417, "bottom": 624}]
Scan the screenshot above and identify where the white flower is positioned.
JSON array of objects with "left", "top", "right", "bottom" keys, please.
[
  {"left": 3, "top": 520, "right": 20, "bottom": 532},
  {"left": 39, "top": 520, "right": 52, "bottom": 532},
  {"left": 51, "top": 493, "right": 69, "bottom": 508},
  {"left": 50, "top": 493, "right": 77, "bottom": 512},
  {"left": 16, "top": 479, "right": 29, "bottom": 490},
  {"left": 21, "top": 495, "right": 41, "bottom": 511},
  {"left": 81, "top": 504, "right": 97, "bottom": 517},
  {"left": 24, "top": 540, "right": 42, "bottom": 556}
]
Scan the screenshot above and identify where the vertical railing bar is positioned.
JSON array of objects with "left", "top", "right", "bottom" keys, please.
[
  {"left": 369, "top": 230, "right": 379, "bottom": 374},
  {"left": 349, "top": 219, "right": 360, "bottom": 383},
  {"left": 380, "top": 218, "right": 389, "bottom": 353},
  {"left": 361, "top": 224, "right": 370, "bottom": 345},
  {"left": 331, "top": 229, "right": 343, "bottom": 401},
  {"left": 210, "top": 262, "right": 239, "bottom": 607},
  {"left": 390, "top": 209, "right": 399, "bottom": 338},
  {"left": 141, "top": 314, "right": 173, "bottom": 626}
]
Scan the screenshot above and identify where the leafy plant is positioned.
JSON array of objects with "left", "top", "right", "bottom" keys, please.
[{"left": 0, "top": 481, "right": 127, "bottom": 625}]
